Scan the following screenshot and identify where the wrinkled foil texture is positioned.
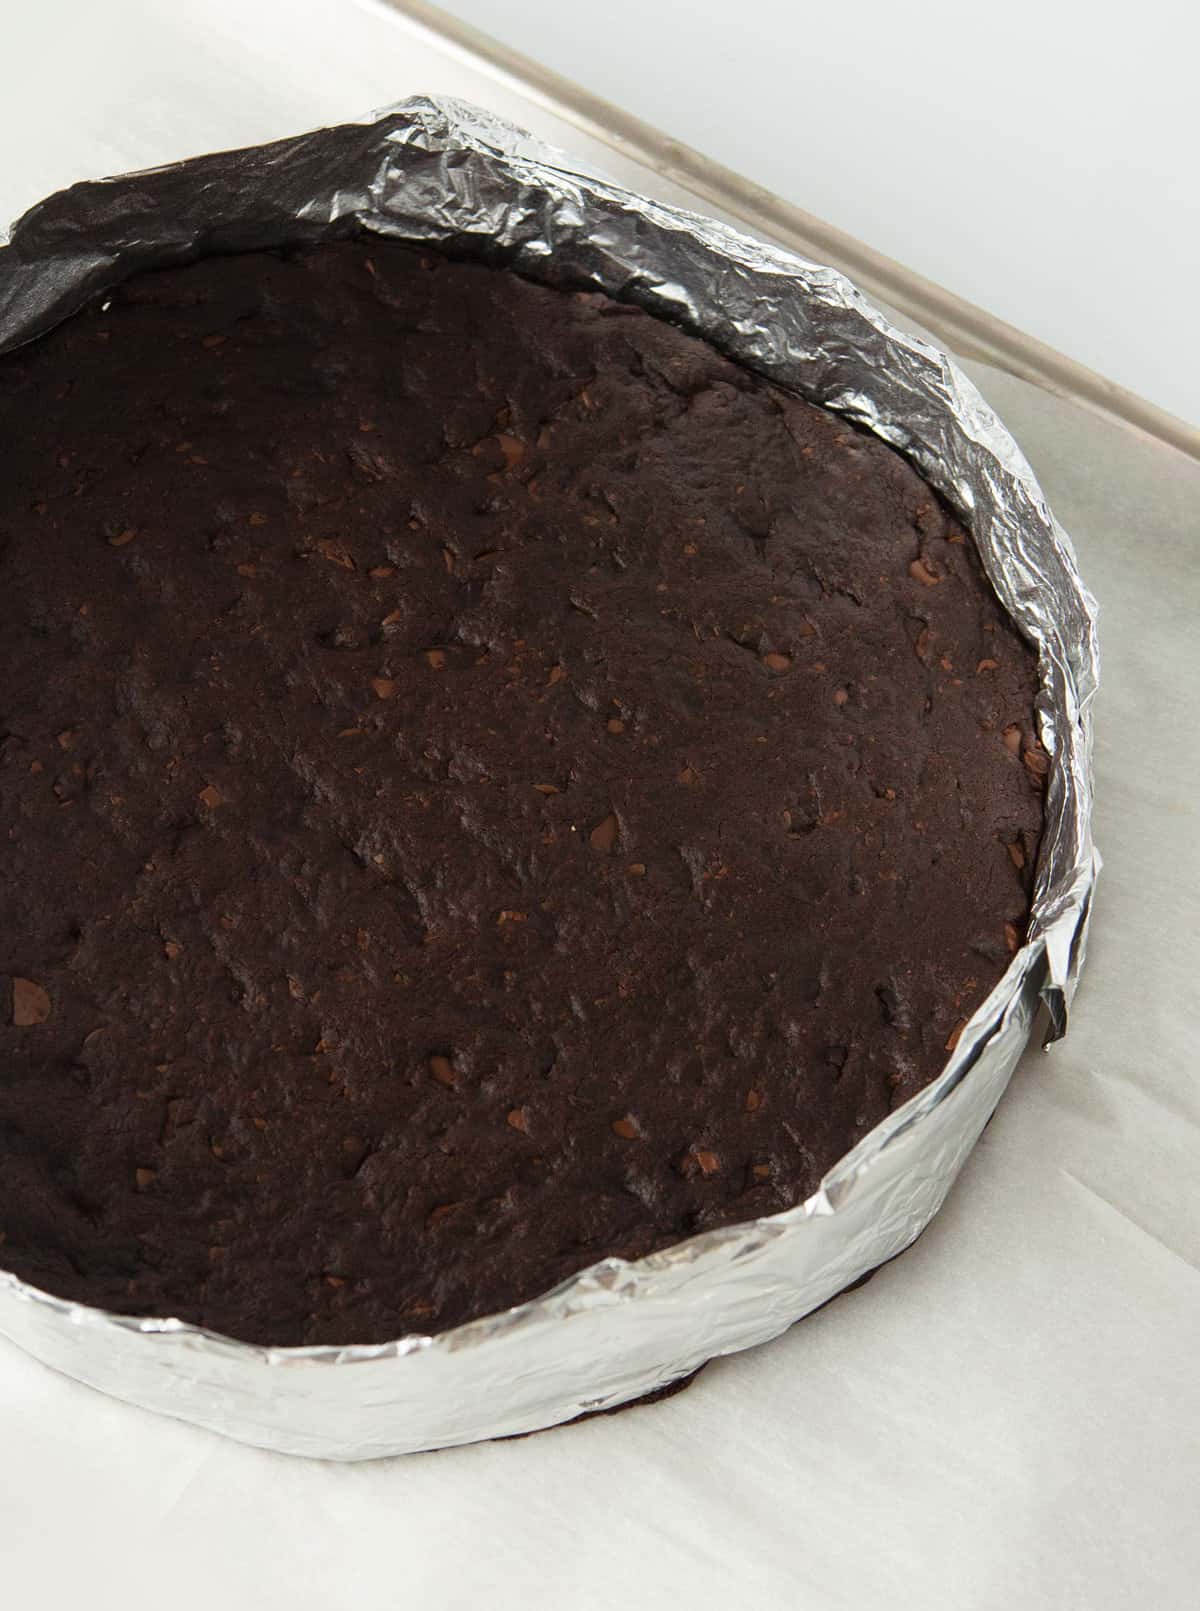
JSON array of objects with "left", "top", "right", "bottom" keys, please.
[{"left": 0, "top": 97, "right": 1098, "bottom": 1459}]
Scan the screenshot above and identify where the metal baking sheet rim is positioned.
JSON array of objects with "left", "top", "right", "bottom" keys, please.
[{"left": 0, "top": 96, "right": 1099, "bottom": 1460}]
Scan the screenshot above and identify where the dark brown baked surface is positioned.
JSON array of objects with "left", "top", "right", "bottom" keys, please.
[{"left": 0, "top": 241, "right": 1044, "bottom": 1345}]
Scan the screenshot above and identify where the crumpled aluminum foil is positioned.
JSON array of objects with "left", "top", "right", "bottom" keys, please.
[{"left": 0, "top": 96, "right": 1099, "bottom": 1459}]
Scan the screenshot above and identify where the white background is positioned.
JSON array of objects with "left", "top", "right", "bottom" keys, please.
[
  {"left": 434, "top": 0, "right": 1200, "bottom": 425},
  {"left": 1, "top": 4, "right": 1198, "bottom": 1607},
  {"left": 5, "top": 0, "right": 1197, "bottom": 422}
]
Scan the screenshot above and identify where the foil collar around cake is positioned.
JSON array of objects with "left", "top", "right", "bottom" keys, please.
[{"left": 0, "top": 96, "right": 1098, "bottom": 1458}]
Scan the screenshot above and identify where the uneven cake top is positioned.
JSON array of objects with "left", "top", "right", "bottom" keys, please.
[{"left": 0, "top": 241, "right": 1044, "bottom": 1345}]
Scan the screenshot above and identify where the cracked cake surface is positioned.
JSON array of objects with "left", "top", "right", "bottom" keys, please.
[{"left": 0, "top": 240, "right": 1044, "bottom": 1345}]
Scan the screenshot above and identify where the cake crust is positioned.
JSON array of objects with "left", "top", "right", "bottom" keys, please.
[{"left": 0, "top": 242, "right": 1043, "bottom": 1344}]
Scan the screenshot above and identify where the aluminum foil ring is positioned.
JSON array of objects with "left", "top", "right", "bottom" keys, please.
[{"left": 0, "top": 97, "right": 1098, "bottom": 1459}]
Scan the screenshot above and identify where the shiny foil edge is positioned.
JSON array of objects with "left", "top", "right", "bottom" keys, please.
[{"left": 0, "top": 96, "right": 1099, "bottom": 1457}]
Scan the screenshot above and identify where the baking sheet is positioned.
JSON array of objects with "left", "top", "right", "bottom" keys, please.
[{"left": 1, "top": 0, "right": 1197, "bottom": 1604}]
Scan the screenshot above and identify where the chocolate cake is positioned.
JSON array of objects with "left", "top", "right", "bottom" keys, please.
[{"left": 0, "top": 241, "right": 1044, "bottom": 1346}]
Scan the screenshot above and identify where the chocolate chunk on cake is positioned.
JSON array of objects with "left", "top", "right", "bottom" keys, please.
[{"left": 0, "top": 241, "right": 1044, "bottom": 1345}]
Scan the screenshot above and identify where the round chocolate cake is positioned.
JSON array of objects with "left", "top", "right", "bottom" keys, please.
[{"left": 0, "top": 241, "right": 1044, "bottom": 1346}]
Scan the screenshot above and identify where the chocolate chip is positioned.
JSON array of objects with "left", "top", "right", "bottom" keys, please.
[
  {"left": 679, "top": 1147, "right": 721, "bottom": 1178},
  {"left": 317, "top": 537, "right": 356, "bottom": 569},
  {"left": 1023, "top": 747, "right": 1050, "bottom": 780},
  {"left": 506, "top": 1107, "right": 530, "bottom": 1134},
  {"left": 429, "top": 1054, "right": 457, "bottom": 1087},
  {"left": 198, "top": 784, "right": 222, "bottom": 808},
  {"left": 944, "top": 1018, "right": 968, "bottom": 1052},
  {"left": 589, "top": 812, "right": 618, "bottom": 851},
  {"left": 11, "top": 978, "right": 51, "bottom": 1026},
  {"left": 761, "top": 651, "right": 791, "bottom": 672},
  {"left": 611, "top": 1115, "right": 641, "bottom": 1140},
  {"left": 371, "top": 677, "right": 396, "bottom": 700},
  {"left": 135, "top": 1168, "right": 156, "bottom": 1190},
  {"left": 425, "top": 649, "right": 446, "bottom": 670},
  {"left": 496, "top": 434, "right": 525, "bottom": 469}
]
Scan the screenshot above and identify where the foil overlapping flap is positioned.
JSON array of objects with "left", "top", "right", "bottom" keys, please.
[{"left": 0, "top": 97, "right": 1099, "bottom": 1458}]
